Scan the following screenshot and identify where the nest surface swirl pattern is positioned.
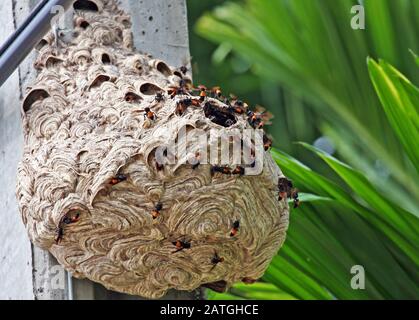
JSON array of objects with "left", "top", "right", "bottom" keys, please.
[{"left": 16, "top": 0, "right": 289, "bottom": 298}]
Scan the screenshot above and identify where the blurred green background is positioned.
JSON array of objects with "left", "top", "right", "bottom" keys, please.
[{"left": 186, "top": 0, "right": 419, "bottom": 299}]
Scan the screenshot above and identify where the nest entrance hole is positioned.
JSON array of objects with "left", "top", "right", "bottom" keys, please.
[
  {"left": 73, "top": 0, "right": 99, "bottom": 12},
  {"left": 140, "top": 83, "right": 163, "bottom": 95},
  {"left": 22, "top": 89, "right": 50, "bottom": 112},
  {"left": 124, "top": 92, "right": 142, "bottom": 103},
  {"left": 156, "top": 61, "right": 172, "bottom": 77},
  {"left": 204, "top": 102, "right": 237, "bottom": 127},
  {"left": 90, "top": 75, "right": 111, "bottom": 89},
  {"left": 101, "top": 53, "right": 111, "bottom": 64}
]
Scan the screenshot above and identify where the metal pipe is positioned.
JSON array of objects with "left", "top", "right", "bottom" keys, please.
[
  {"left": 0, "top": 0, "right": 49, "bottom": 57},
  {"left": 66, "top": 271, "right": 74, "bottom": 300},
  {"left": 0, "top": 0, "right": 74, "bottom": 87}
]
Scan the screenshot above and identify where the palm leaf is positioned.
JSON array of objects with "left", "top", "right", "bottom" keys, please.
[
  {"left": 209, "top": 149, "right": 419, "bottom": 300},
  {"left": 367, "top": 58, "right": 419, "bottom": 172},
  {"left": 196, "top": 0, "right": 419, "bottom": 191}
]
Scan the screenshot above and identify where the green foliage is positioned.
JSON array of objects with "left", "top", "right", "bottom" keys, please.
[
  {"left": 212, "top": 136, "right": 419, "bottom": 299},
  {"left": 269, "top": 144, "right": 419, "bottom": 300},
  {"left": 207, "top": 282, "right": 297, "bottom": 300},
  {"left": 367, "top": 58, "right": 419, "bottom": 173},
  {"left": 195, "top": 0, "right": 419, "bottom": 211},
  {"left": 190, "top": 0, "right": 419, "bottom": 299}
]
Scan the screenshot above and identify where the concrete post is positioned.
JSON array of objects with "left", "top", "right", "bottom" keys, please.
[{"left": 0, "top": 0, "right": 200, "bottom": 300}]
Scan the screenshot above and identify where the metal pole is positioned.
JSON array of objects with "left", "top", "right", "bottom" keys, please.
[
  {"left": 66, "top": 271, "right": 74, "bottom": 300},
  {"left": 0, "top": 0, "right": 74, "bottom": 87}
]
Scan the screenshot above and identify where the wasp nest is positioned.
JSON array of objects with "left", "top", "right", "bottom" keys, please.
[{"left": 16, "top": 0, "right": 289, "bottom": 298}]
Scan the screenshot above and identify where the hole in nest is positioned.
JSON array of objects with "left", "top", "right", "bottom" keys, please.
[
  {"left": 45, "top": 56, "right": 63, "bottom": 68},
  {"left": 73, "top": 0, "right": 99, "bottom": 11},
  {"left": 76, "top": 150, "right": 88, "bottom": 161},
  {"left": 204, "top": 102, "right": 237, "bottom": 127},
  {"left": 124, "top": 92, "right": 142, "bottom": 103},
  {"left": 140, "top": 83, "right": 163, "bottom": 95},
  {"left": 35, "top": 39, "right": 48, "bottom": 51},
  {"left": 80, "top": 20, "right": 90, "bottom": 29},
  {"left": 156, "top": 61, "right": 172, "bottom": 76},
  {"left": 121, "top": 19, "right": 130, "bottom": 28},
  {"left": 101, "top": 53, "right": 111, "bottom": 64},
  {"left": 90, "top": 75, "right": 111, "bottom": 89},
  {"left": 22, "top": 89, "right": 50, "bottom": 112},
  {"left": 173, "top": 71, "right": 183, "bottom": 78}
]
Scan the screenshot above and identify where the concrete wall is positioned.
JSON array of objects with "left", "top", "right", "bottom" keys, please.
[
  {"left": 0, "top": 0, "right": 196, "bottom": 300},
  {"left": 0, "top": 0, "right": 34, "bottom": 300}
]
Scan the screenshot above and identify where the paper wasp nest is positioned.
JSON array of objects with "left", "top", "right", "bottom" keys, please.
[{"left": 16, "top": 0, "right": 289, "bottom": 298}]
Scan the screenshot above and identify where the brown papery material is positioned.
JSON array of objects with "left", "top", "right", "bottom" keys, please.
[{"left": 16, "top": 0, "right": 289, "bottom": 298}]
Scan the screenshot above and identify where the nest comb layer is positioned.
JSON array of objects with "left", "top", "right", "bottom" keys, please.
[{"left": 16, "top": 0, "right": 289, "bottom": 298}]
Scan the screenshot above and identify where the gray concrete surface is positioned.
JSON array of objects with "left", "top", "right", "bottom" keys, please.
[
  {"left": 0, "top": 0, "right": 34, "bottom": 300},
  {"left": 0, "top": 0, "right": 197, "bottom": 300},
  {"left": 120, "top": 0, "right": 191, "bottom": 68}
]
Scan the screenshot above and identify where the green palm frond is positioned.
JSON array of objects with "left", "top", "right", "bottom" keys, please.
[
  {"left": 210, "top": 144, "right": 419, "bottom": 300},
  {"left": 196, "top": 0, "right": 419, "bottom": 209},
  {"left": 367, "top": 58, "right": 419, "bottom": 172}
]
